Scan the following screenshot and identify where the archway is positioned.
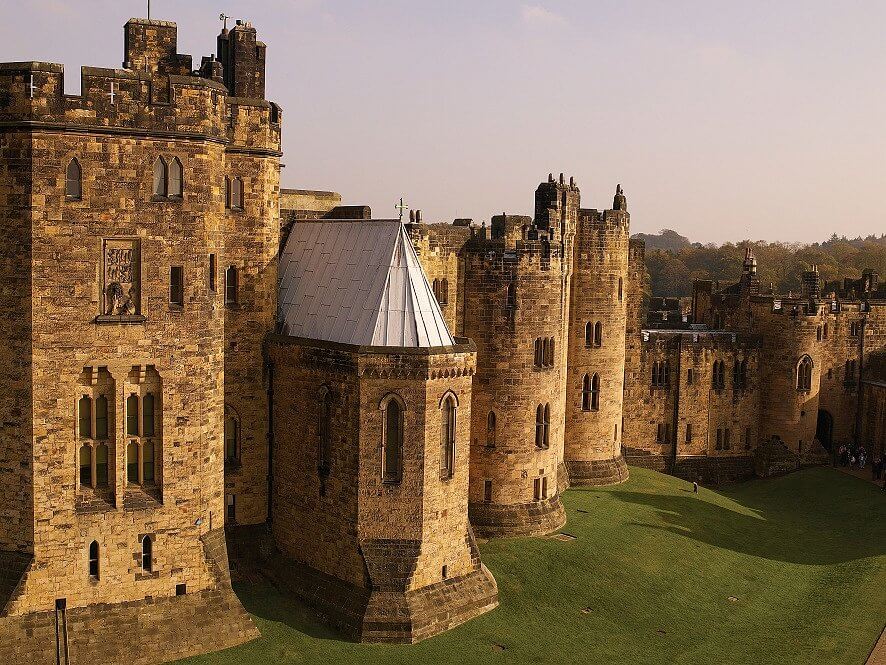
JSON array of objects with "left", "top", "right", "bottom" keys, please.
[{"left": 815, "top": 410, "right": 834, "bottom": 451}]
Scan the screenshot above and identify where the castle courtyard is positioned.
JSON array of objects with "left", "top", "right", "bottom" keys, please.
[{"left": 181, "top": 467, "right": 886, "bottom": 665}]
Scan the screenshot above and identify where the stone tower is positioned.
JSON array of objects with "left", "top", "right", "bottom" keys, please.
[
  {"left": 462, "top": 175, "right": 578, "bottom": 537},
  {"left": 0, "top": 17, "right": 276, "bottom": 662},
  {"left": 564, "top": 185, "right": 631, "bottom": 484}
]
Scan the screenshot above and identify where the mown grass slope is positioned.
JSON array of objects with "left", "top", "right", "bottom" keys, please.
[{"left": 181, "top": 467, "right": 886, "bottom": 665}]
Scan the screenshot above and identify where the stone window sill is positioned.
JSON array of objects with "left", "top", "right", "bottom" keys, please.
[
  {"left": 95, "top": 314, "right": 146, "bottom": 325},
  {"left": 151, "top": 195, "right": 183, "bottom": 203},
  {"left": 135, "top": 570, "right": 160, "bottom": 582},
  {"left": 168, "top": 304, "right": 184, "bottom": 312}
]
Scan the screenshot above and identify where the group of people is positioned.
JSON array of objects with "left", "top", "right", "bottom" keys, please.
[{"left": 837, "top": 443, "right": 885, "bottom": 487}]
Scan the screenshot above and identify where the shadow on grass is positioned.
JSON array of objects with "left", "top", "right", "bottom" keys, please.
[
  {"left": 605, "top": 469, "right": 886, "bottom": 565},
  {"left": 231, "top": 577, "right": 354, "bottom": 644}
]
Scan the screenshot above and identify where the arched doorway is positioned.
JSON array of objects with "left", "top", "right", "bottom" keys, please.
[{"left": 816, "top": 410, "right": 834, "bottom": 451}]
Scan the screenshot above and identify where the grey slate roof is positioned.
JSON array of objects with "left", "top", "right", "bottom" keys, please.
[{"left": 278, "top": 220, "right": 455, "bottom": 348}]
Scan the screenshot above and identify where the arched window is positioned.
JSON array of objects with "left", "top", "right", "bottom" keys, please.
[
  {"left": 126, "top": 394, "right": 139, "bottom": 436},
  {"left": 440, "top": 394, "right": 456, "bottom": 479},
  {"left": 534, "top": 338, "right": 542, "bottom": 368},
  {"left": 88, "top": 541, "right": 99, "bottom": 579},
  {"left": 95, "top": 395, "right": 108, "bottom": 440},
  {"left": 142, "top": 393, "right": 155, "bottom": 438},
  {"left": 797, "top": 356, "right": 813, "bottom": 391},
  {"left": 506, "top": 281, "right": 517, "bottom": 309},
  {"left": 66, "top": 158, "right": 82, "bottom": 200},
  {"left": 141, "top": 536, "right": 153, "bottom": 572},
  {"left": 142, "top": 440, "right": 154, "bottom": 482},
  {"left": 95, "top": 444, "right": 108, "bottom": 486},
  {"left": 79, "top": 395, "right": 92, "bottom": 438},
  {"left": 585, "top": 322, "right": 593, "bottom": 347},
  {"left": 823, "top": 323, "right": 828, "bottom": 339},
  {"left": 594, "top": 322, "right": 603, "bottom": 347},
  {"left": 535, "top": 404, "right": 545, "bottom": 448},
  {"left": 231, "top": 177, "right": 244, "bottom": 210},
  {"left": 618, "top": 277, "right": 623, "bottom": 302},
  {"left": 486, "top": 411, "right": 496, "bottom": 448},
  {"left": 582, "top": 374, "right": 591, "bottom": 411},
  {"left": 225, "top": 266, "right": 238, "bottom": 305},
  {"left": 225, "top": 411, "right": 240, "bottom": 463},
  {"left": 168, "top": 157, "right": 183, "bottom": 198},
  {"left": 433, "top": 278, "right": 440, "bottom": 302},
  {"left": 732, "top": 360, "right": 747, "bottom": 389},
  {"left": 591, "top": 373, "right": 600, "bottom": 411},
  {"left": 79, "top": 444, "right": 92, "bottom": 487},
  {"left": 816, "top": 326, "right": 822, "bottom": 342},
  {"left": 381, "top": 395, "right": 404, "bottom": 484},
  {"left": 153, "top": 157, "right": 168, "bottom": 197},
  {"left": 224, "top": 176, "right": 231, "bottom": 209},
  {"left": 440, "top": 279, "right": 449, "bottom": 305},
  {"left": 318, "top": 388, "right": 332, "bottom": 476},
  {"left": 127, "top": 441, "right": 139, "bottom": 483}
]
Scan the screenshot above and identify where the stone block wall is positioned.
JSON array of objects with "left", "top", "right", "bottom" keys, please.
[
  {"left": 0, "top": 130, "right": 33, "bottom": 554},
  {"left": 565, "top": 207, "right": 630, "bottom": 484},
  {"left": 462, "top": 240, "right": 568, "bottom": 537},
  {"left": 267, "top": 336, "right": 497, "bottom": 642}
]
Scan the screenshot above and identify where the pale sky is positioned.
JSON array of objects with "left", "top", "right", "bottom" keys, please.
[{"left": 3, "top": 0, "right": 885, "bottom": 243}]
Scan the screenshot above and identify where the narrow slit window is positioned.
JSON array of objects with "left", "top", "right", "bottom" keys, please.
[
  {"left": 66, "top": 158, "right": 82, "bottom": 200},
  {"left": 225, "top": 266, "right": 238, "bottom": 305},
  {"left": 141, "top": 536, "right": 153, "bottom": 572},
  {"left": 170, "top": 266, "right": 184, "bottom": 306},
  {"left": 88, "top": 541, "right": 99, "bottom": 579}
]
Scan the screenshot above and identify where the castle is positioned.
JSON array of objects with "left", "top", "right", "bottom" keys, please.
[{"left": 0, "top": 16, "right": 883, "bottom": 665}]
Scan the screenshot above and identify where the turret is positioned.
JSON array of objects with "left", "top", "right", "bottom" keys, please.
[
  {"left": 217, "top": 20, "right": 267, "bottom": 99},
  {"left": 563, "top": 185, "right": 631, "bottom": 485}
]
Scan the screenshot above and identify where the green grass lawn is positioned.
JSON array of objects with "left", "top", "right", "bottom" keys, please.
[{"left": 182, "top": 467, "right": 886, "bottom": 665}]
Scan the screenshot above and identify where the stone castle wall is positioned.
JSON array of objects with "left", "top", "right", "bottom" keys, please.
[
  {"left": 461, "top": 234, "right": 568, "bottom": 537},
  {"left": 565, "top": 208, "right": 630, "bottom": 484},
  {"left": 267, "top": 336, "right": 496, "bottom": 642},
  {"left": 0, "top": 130, "right": 33, "bottom": 554}
]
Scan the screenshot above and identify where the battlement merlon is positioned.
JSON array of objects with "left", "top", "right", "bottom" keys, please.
[{"left": 0, "top": 21, "right": 281, "bottom": 154}]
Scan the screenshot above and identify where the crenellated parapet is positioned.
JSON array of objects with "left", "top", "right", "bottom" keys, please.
[{"left": 0, "top": 20, "right": 281, "bottom": 155}]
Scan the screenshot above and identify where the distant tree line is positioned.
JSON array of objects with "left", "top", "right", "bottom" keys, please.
[{"left": 635, "top": 230, "right": 886, "bottom": 298}]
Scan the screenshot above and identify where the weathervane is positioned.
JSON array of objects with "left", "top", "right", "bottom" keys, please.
[
  {"left": 219, "top": 12, "right": 231, "bottom": 30},
  {"left": 395, "top": 197, "right": 409, "bottom": 222}
]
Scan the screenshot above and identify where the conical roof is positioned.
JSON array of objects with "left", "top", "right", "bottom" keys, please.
[{"left": 278, "top": 220, "right": 455, "bottom": 348}]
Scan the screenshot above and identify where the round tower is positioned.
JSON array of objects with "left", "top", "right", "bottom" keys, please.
[
  {"left": 563, "top": 185, "right": 630, "bottom": 485},
  {"left": 463, "top": 200, "right": 574, "bottom": 537},
  {"left": 758, "top": 301, "right": 825, "bottom": 456}
]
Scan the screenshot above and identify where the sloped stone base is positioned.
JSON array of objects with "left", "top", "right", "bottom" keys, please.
[
  {"left": 469, "top": 494, "right": 567, "bottom": 539},
  {"left": 800, "top": 439, "right": 831, "bottom": 466},
  {"left": 755, "top": 438, "right": 800, "bottom": 478},
  {"left": 0, "top": 585, "right": 258, "bottom": 665},
  {"left": 266, "top": 554, "right": 498, "bottom": 643},
  {"left": 0, "top": 528, "right": 258, "bottom": 665},
  {"left": 566, "top": 455, "right": 630, "bottom": 487}
]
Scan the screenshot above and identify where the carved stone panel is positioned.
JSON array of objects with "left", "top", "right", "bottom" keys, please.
[{"left": 100, "top": 238, "right": 142, "bottom": 321}]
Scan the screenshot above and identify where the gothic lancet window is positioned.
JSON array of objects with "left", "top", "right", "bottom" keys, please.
[
  {"left": 66, "top": 158, "right": 82, "bottom": 200},
  {"left": 797, "top": 356, "right": 813, "bottom": 391},
  {"left": 153, "top": 157, "right": 167, "bottom": 197},
  {"left": 168, "top": 157, "right": 183, "bottom": 198},
  {"left": 381, "top": 395, "right": 404, "bottom": 484},
  {"left": 440, "top": 394, "right": 456, "bottom": 479}
]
